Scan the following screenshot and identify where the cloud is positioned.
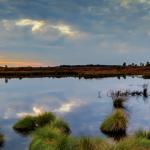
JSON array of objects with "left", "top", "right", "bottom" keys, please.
[
  {"left": 54, "top": 99, "right": 86, "bottom": 113},
  {"left": 0, "top": 0, "right": 149, "bottom": 65},
  {"left": 16, "top": 106, "right": 44, "bottom": 118},
  {"left": 51, "top": 24, "right": 77, "bottom": 37},
  {"left": 2, "top": 18, "right": 81, "bottom": 38},
  {"left": 99, "top": 40, "right": 148, "bottom": 54},
  {"left": 15, "top": 19, "right": 45, "bottom": 32},
  {"left": 119, "top": 0, "right": 150, "bottom": 8}
]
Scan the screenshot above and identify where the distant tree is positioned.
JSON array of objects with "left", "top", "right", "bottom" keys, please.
[
  {"left": 131, "top": 63, "right": 135, "bottom": 66},
  {"left": 146, "top": 61, "right": 150, "bottom": 66},
  {"left": 140, "top": 62, "right": 144, "bottom": 67},
  {"left": 122, "top": 62, "right": 126, "bottom": 67}
]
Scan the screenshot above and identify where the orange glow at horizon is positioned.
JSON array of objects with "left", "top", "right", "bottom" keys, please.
[{"left": 0, "top": 60, "right": 46, "bottom": 67}]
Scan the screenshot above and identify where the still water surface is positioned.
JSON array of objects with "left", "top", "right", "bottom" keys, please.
[{"left": 0, "top": 77, "right": 150, "bottom": 149}]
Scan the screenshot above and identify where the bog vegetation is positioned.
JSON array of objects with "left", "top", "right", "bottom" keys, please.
[
  {"left": 12, "top": 85, "right": 150, "bottom": 149},
  {"left": 13, "top": 107, "right": 150, "bottom": 150}
]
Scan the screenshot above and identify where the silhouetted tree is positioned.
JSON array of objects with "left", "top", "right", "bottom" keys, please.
[
  {"left": 140, "top": 63, "right": 144, "bottom": 67},
  {"left": 122, "top": 62, "right": 126, "bottom": 67},
  {"left": 146, "top": 61, "right": 150, "bottom": 67},
  {"left": 131, "top": 63, "right": 135, "bottom": 66}
]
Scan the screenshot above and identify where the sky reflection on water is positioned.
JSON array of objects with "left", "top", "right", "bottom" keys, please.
[{"left": 0, "top": 77, "right": 149, "bottom": 149}]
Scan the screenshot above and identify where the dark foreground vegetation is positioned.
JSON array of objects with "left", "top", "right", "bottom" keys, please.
[
  {"left": 0, "top": 133, "right": 4, "bottom": 148},
  {"left": 0, "top": 64, "right": 150, "bottom": 79}
]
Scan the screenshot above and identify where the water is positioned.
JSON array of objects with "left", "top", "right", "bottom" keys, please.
[{"left": 0, "top": 76, "right": 149, "bottom": 149}]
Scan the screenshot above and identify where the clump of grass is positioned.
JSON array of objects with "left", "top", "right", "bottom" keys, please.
[
  {"left": 30, "top": 130, "right": 110, "bottom": 150},
  {"left": 50, "top": 119, "right": 71, "bottom": 135},
  {"left": 113, "top": 137, "right": 150, "bottom": 150},
  {"left": 0, "top": 133, "right": 4, "bottom": 147},
  {"left": 135, "top": 129, "right": 150, "bottom": 139},
  {"left": 34, "top": 112, "right": 56, "bottom": 127},
  {"left": 13, "top": 112, "right": 56, "bottom": 135},
  {"left": 100, "top": 109, "right": 128, "bottom": 140},
  {"left": 78, "top": 137, "right": 95, "bottom": 150},
  {"left": 29, "top": 126, "right": 76, "bottom": 150},
  {"left": 78, "top": 137, "right": 110, "bottom": 150},
  {"left": 113, "top": 97, "right": 126, "bottom": 109},
  {"left": 29, "top": 127, "right": 62, "bottom": 150},
  {"left": 56, "top": 136, "right": 77, "bottom": 150},
  {"left": 13, "top": 116, "right": 36, "bottom": 134}
]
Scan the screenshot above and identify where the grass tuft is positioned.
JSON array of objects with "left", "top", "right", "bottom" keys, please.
[
  {"left": 13, "top": 112, "right": 56, "bottom": 135},
  {"left": 78, "top": 137, "right": 110, "bottom": 150},
  {"left": 113, "top": 97, "right": 126, "bottom": 109},
  {"left": 0, "top": 133, "right": 4, "bottom": 147},
  {"left": 29, "top": 126, "right": 76, "bottom": 150},
  {"left": 100, "top": 109, "right": 128, "bottom": 139},
  {"left": 13, "top": 116, "right": 36, "bottom": 134},
  {"left": 113, "top": 137, "right": 150, "bottom": 150},
  {"left": 35, "top": 112, "right": 56, "bottom": 127},
  {"left": 50, "top": 118, "right": 71, "bottom": 135},
  {"left": 135, "top": 129, "right": 150, "bottom": 139}
]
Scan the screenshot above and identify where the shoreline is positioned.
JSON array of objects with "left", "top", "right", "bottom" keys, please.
[{"left": 0, "top": 65, "right": 149, "bottom": 79}]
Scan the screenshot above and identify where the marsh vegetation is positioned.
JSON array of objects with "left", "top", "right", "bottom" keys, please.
[
  {"left": 11, "top": 81, "right": 150, "bottom": 150},
  {"left": 13, "top": 108, "right": 150, "bottom": 150},
  {"left": 109, "top": 84, "right": 149, "bottom": 98},
  {"left": 0, "top": 133, "right": 4, "bottom": 148},
  {"left": 100, "top": 109, "right": 128, "bottom": 140},
  {"left": 13, "top": 112, "right": 56, "bottom": 135}
]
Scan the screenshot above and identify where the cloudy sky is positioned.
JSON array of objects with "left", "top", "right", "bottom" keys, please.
[{"left": 0, "top": 0, "right": 150, "bottom": 66}]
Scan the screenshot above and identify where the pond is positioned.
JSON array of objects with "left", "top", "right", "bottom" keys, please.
[{"left": 0, "top": 76, "right": 150, "bottom": 149}]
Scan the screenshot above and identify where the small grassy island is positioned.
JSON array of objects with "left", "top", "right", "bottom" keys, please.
[
  {"left": 100, "top": 109, "right": 128, "bottom": 140},
  {"left": 13, "top": 112, "right": 56, "bottom": 135}
]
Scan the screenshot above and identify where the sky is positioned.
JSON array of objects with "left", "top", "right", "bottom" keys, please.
[{"left": 0, "top": 0, "right": 150, "bottom": 66}]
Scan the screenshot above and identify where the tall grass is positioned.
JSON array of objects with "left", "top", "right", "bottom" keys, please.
[
  {"left": 0, "top": 133, "right": 4, "bottom": 147},
  {"left": 13, "top": 110, "right": 150, "bottom": 150},
  {"left": 113, "top": 97, "right": 126, "bottom": 109},
  {"left": 35, "top": 112, "right": 56, "bottom": 127},
  {"left": 112, "top": 137, "right": 150, "bottom": 150},
  {"left": 50, "top": 119, "right": 71, "bottom": 135},
  {"left": 100, "top": 109, "right": 128, "bottom": 139},
  {"left": 135, "top": 129, "right": 150, "bottom": 139},
  {"left": 30, "top": 129, "right": 110, "bottom": 150},
  {"left": 13, "top": 112, "right": 56, "bottom": 135},
  {"left": 78, "top": 137, "right": 110, "bottom": 150},
  {"left": 13, "top": 116, "right": 36, "bottom": 134},
  {"left": 29, "top": 126, "right": 76, "bottom": 150}
]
